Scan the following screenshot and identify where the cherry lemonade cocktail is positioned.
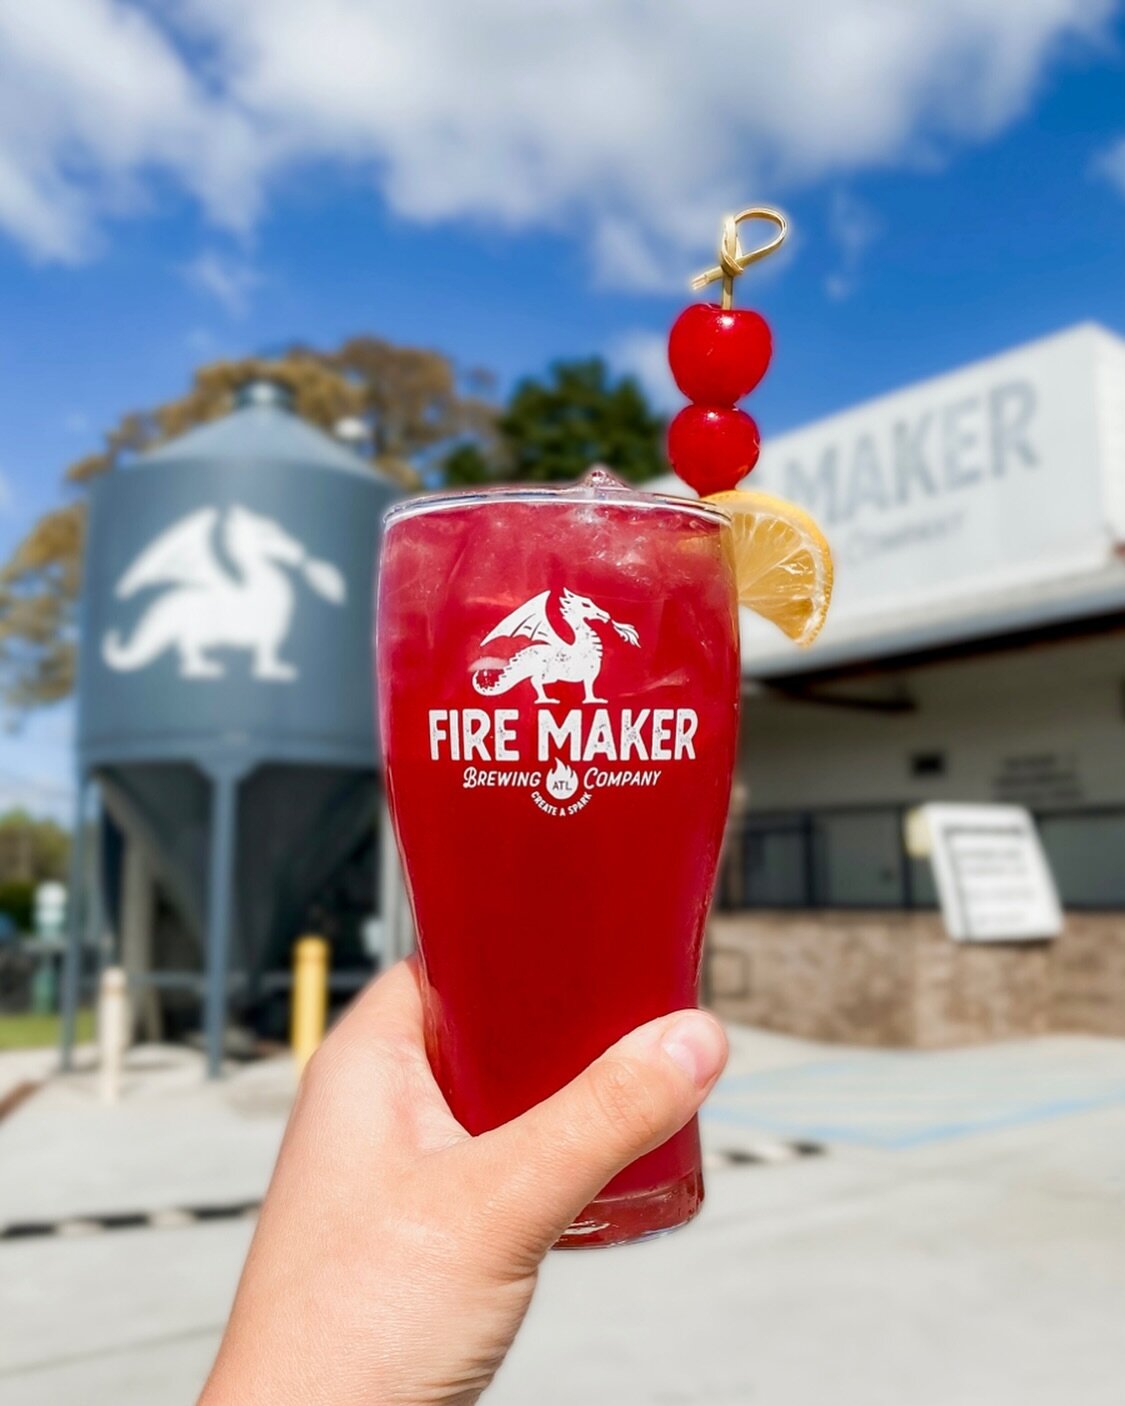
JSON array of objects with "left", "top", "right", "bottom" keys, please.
[{"left": 377, "top": 471, "right": 739, "bottom": 1246}]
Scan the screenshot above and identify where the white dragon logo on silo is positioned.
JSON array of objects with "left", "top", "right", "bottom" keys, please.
[{"left": 102, "top": 505, "right": 346, "bottom": 682}]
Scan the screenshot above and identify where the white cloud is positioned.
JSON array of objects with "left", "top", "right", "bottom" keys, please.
[
  {"left": 829, "top": 191, "right": 883, "bottom": 266},
  {"left": 0, "top": 0, "right": 260, "bottom": 261},
  {"left": 1092, "top": 136, "right": 1125, "bottom": 194},
  {"left": 824, "top": 189, "right": 884, "bottom": 300},
  {"left": 0, "top": 0, "right": 1114, "bottom": 282},
  {"left": 182, "top": 249, "right": 262, "bottom": 316},
  {"left": 184, "top": 327, "right": 219, "bottom": 355}
]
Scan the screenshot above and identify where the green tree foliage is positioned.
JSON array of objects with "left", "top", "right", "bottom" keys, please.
[
  {"left": 440, "top": 443, "right": 495, "bottom": 486},
  {"left": 0, "top": 809, "right": 70, "bottom": 884},
  {"left": 444, "top": 358, "right": 665, "bottom": 486},
  {"left": 0, "top": 881, "right": 34, "bottom": 933}
]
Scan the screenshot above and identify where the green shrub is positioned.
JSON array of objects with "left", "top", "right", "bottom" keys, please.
[{"left": 0, "top": 881, "right": 35, "bottom": 933}]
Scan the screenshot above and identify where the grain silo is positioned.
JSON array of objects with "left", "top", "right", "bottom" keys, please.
[{"left": 60, "top": 381, "right": 404, "bottom": 1074}]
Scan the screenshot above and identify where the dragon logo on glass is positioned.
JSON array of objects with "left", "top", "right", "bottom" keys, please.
[{"left": 470, "top": 589, "right": 639, "bottom": 705}]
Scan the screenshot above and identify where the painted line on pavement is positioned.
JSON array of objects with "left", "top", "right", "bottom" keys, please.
[
  {"left": 0, "top": 1199, "right": 261, "bottom": 1243},
  {"left": 0, "top": 1142, "right": 827, "bottom": 1242}
]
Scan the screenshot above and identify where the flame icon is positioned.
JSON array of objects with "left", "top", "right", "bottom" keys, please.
[{"left": 545, "top": 759, "right": 579, "bottom": 800}]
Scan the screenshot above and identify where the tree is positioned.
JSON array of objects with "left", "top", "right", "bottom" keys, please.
[
  {"left": 0, "top": 809, "right": 70, "bottom": 884},
  {"left": 0, "top": 339, "right": 496, "bottom": 713},
  {"left": 440, "top": 443, "right": 496, "bottom": 486},
  {"left": 445, "top": 358, "right": 664, "bottom": 487},
  {"left": 0, "top": 882, "right": 34, "bottom": 933}
]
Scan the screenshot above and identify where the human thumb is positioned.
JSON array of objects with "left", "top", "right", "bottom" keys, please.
[{"left": 472, "top": 1010, "right": 728, "bottom": 1254}]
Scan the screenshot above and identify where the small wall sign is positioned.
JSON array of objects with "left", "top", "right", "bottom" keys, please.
[{"left": 905, "top": 803, "right": 1063, "bottom": 942}]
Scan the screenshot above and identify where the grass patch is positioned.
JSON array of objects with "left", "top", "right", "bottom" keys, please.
[{"left": 0, "top": 1010, "right": 95, "bottom": 1051}]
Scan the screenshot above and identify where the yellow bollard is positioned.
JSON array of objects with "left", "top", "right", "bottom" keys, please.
[{"left": 290, "top": 936, "right": 329, "bottom": 1073}]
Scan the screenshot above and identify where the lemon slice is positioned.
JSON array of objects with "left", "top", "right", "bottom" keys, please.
[{"left": 705, "top": 489, "right": 834, "bottom": 646}]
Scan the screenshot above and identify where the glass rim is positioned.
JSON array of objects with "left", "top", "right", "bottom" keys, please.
[{"left": 384, "top": 481, "right": 731, "bottom": 529}]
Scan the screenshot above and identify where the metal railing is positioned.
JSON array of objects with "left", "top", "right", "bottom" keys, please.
[{"left": 718, "top": 803, "right": 1125, "bottom": 912}]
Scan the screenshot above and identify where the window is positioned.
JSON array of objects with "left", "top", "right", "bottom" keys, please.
[
  {"left": 1038, "top": 811, "right": 1125, "bottom": 909},
  {"left": 721, "top": 806, "right": 918, "bottom": 911}
]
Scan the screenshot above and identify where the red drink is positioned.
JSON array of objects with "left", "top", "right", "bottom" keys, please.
[{"left": 377, "top": 474, "right": 739, "bottom": 1246}]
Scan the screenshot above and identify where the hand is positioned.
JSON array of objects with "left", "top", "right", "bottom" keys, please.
[{"left": 200, "top": 958, "right": 727, "bottom": 1406}]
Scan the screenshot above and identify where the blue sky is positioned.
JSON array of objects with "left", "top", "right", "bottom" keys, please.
[{"left": 2, "top": 0, "right": 1125, "bottom": 813}]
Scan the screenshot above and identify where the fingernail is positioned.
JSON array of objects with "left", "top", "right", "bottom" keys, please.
[{"left": 660, "top": 1012, "right": 727, "bottom": 1089}]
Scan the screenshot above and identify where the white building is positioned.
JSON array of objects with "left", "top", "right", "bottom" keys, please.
[{"left": 664, "top": 323, "right": 1125, "bottom": 913}]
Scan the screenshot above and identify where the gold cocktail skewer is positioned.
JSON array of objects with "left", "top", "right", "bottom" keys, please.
[{"left": 691, "top": 206, "right": 788, "bottom": 310}]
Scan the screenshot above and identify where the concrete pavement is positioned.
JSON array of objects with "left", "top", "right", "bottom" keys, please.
[{"left": 3, "top": 1029, "right": 1125, "bottom": 1404}]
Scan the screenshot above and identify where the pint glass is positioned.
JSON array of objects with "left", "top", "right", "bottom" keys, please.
[{"left": 376, "top": 474, "right": 739, "bottom": 1246}]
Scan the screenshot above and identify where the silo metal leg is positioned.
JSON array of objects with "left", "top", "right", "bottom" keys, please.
[
  {"left": 204, "top": 771, "right": 239, "bottom": 1079},
  {"left": 379, "top": 781, "right": 413, "bottom": 966},
  {"left": 59, "top": 777, "right": 88, "bottom": 1072}
]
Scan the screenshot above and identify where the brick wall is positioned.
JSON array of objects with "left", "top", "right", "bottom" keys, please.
[
  {"left": 1049, "top": 914, "right": 1125, "bottom": 1037},
  {"left": 707, "top": 911, "right": 1125, "bottom": 1047}
]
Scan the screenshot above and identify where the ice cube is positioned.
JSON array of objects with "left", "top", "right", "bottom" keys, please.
[{"left": 574, "top": 465, "right": 629, "bottom": 492}]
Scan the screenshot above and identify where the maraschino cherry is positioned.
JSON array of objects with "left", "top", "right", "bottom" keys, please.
[
  {"left": 666, "top": 206, "right": 786, "bottom": 496},
  {"left": 667, "top": 406, "right": 760, "bottom": 497},
  {"left": 668, "top": 303, "right": 771, "bottom": 405}
]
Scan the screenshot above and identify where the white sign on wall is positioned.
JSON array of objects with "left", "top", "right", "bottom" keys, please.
[{"left": 909, "top": 803, "right": 1063, "bottom": 943}]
